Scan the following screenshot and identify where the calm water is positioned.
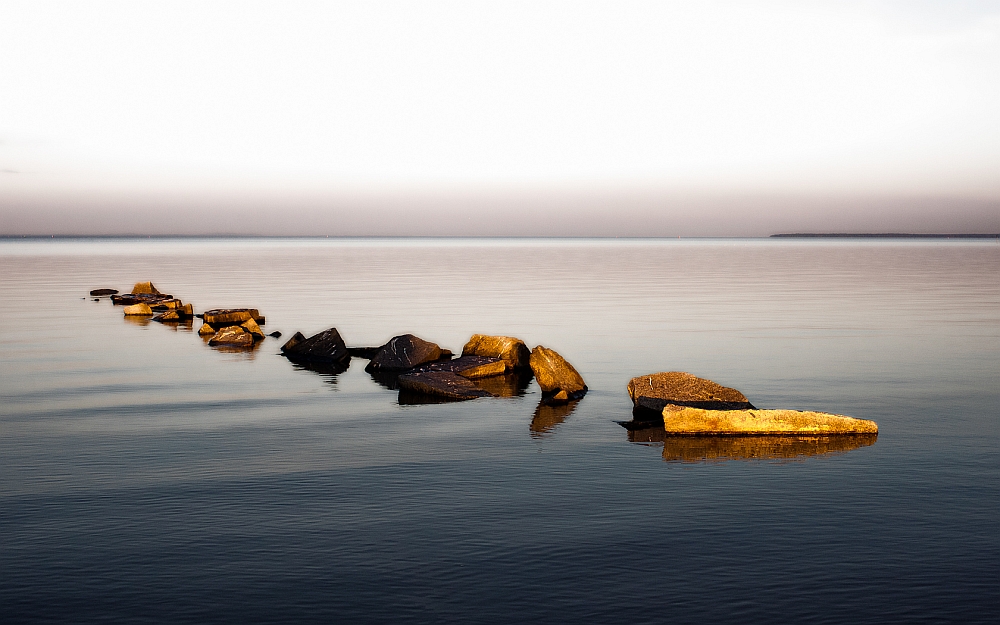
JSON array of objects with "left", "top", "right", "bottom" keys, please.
[{"left": 1, "top": 238, "right": 998, "bottom": 624}]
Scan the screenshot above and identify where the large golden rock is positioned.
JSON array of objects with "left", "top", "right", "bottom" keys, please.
[
  {"left": 628, "top": 371, "right": 754, "bottom": 415},
  {"left": 123, "top": 303, "right": 153, "bottom": 316},
  {"left": 365, "top": 334, "right": 442, "bottom": 372},
  {"left": 208, "top": 326, "right": 254, "bottom": 347},
  {"left": 131, "top": 281, "right": 160, "bottom": 295},
  {"left": 397, "top": 371, "right": 494, "bottom": 401},
  {"left": 462, "top": 335, "right": 531, "bottom": 369},
  {"left": 202, "top": 309, "right": 263, "bottom": 327},
  {"left": 661, "top": 405, "right": 879, "bottom": 435},
  {"left": 529, "top": 346, "right": 587, "bottom": 401},
  {"left": 410, "top": 355, "right": 507, "bottom": 379}
]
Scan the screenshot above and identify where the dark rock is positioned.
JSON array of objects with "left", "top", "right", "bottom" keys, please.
[
  {"left": 528, "top": 345, "right": 587, "bottom": 402},
  {"left": 177, "top": 303, "right": 194, "bottom": 318},
  {"left": 111, "top": 292, "right": 173, "bottom": 306},
  {"left": 397, "top": 371, "right": 495, "bottom": 401},
  {"left": 90, "top": 288, "right": 118, "bottom": 296},
  {"left": 365, "top": 334, "right": 442, "bottom": 372},
  {"left": 627, "top": 372, "right": 755, "bottom": 422},
  {"left": 202, "top": 309, "right": 264, "bottom": 327},
  {"left": 268, "top": 331, "right": 282, "bottom": 338},
  {"left": 280, "top": 328, "right": 349, "bottom": 364},
  {"left": 409, "top": 355, "right": 507, "bottom": 379},
  {"left": 348, "top": 346, "right": 381, "bottom": 358},
  {"left": 208, "top": 326, "right": 254, "bottom": 348},
  {"left": 462, "top": 334, "right": 531, "bottom": 369},
  {"left": 150, "top": 298, "right": 183, "bottom": 311}
]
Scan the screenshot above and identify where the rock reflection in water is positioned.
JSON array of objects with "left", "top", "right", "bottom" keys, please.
[
  {"left": 122, "top": 316, "right": 152, "bottom": 328},
  {"left": 473, "top": 370, "right": 532, "bottom": 397},
  {"left": 291, "top": 359, "right": 350, "bottom": 388},
  {"left": 627, "top": 428, "right": 878, "bottom": 463},
  {"left": 368, "top": 370, "right": 402, "bottom": 391},
  {"left": 530, "top": 400, "right": 580, "bottom": 438},
  {"left": 157, "top": 319, "right": 194, "bottom": 333}
]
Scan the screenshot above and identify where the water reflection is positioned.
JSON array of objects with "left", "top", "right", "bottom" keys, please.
[
  {"left": 156, "top": 319, "right": 194, "bottom": 333},
  {"left": 530, "top": 400, "right": 580, "bottom": 438},
  {"left": 291, "top": 359, "right": 350, "bottom": 387},
  {"left": 627, "top": 428, "right": 878, "bottom": 462},
  {"left": 474, "top": 370, "right": 532, "bottom": 397},
  {"left": 122, "top": 315, "right": 151, "bottom": 328}
]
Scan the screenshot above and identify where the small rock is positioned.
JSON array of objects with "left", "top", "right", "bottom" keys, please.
[
  {"left": 462, "top": 334, "right": 531, "bottom": 369},
  {"left": 627, "top": 372, "right": 755, "bottom": 417},
  {"left": 198, "top": 323, "right": 216, "bottom": 336},
  {"left": 131, "top": 281, "right": 161, "bottom": 295},
  {"left": 365, "top": 334, "right": 443, "bottom": 372},
  {"left": 281, "top": 328, "right": 349, "bottom": 364},
  {"left": 268, "top": 331, "right": 282, "bottom": 338},
  {"left": 111, "top": 293, "right": 173, "bottom": 306},
  {"left": 410, "top": 355, "right": 507, "bottom": 379},
  {"left": 241, "top": 318, "right": 266, "bottom": 341},
  {"left": 528, "top": 345, "right": 587, "bottom": 402},
  {"left": 123, "top": 303, "right": 153, "bottom": 316},
  {"left": 90, "top": 288, "right": 118, "bottom": 296},
  {"left": 178, "top": 303, "right": 194, "bottom": 318},
  {"left": 397, "top": 371, "right": 495, "bottom": 401},
  {"left": 153, "top": 310, "right": 181, "bottom": 323},
  {"left": 150, "top": 298, "right": 183, "bottom": 311},
  {"left": 208, "top": 326, "right": 254, "bottom": 347},
  {"left": 661, "top": 405, "right": 879, "bottom": 435},
  {"left": 202, "top": 309, "right": 264, "bottom": 327}
]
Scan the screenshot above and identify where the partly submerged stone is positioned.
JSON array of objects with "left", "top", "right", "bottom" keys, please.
[
  {"left": 410, "top": 355, "right": 507, "bottom": 379},
  {"left": 178, "top": 303, "right": 194, "bottom": 318},
  {"left": 150, "top": 298, "right": 183, "bottom": 311},
  {"left": 123, "top": 303, "right": 153, "bottom": 316},
  {"left": 198, "top": 322, "right": 216, "bottom": 336},
  {"left": 397, "top": 371, "right": 495, "bottom": 401},
  {"left": 268, "top": 331, "right": 282, "bottom": 338},
  {"left": 529, "top": 345, "right": 587, "bottom": 401},
  {"left": 627, "top": 371, "right": 755, "bottom": 416},
  {"left": 112, "top": 292, "right": 173, "bottom": 306},
  {"left": 661, "top": 405, "right": 879, "bottom": 435},
  {"left": 208, "top": 326, "right": 254, "bottom": 348},
  {"left": 131, "top": 281, "right": 161, "bottom": 295},
  {"left": 202, "top": 308, "right": 264, "bottom": 327},
  {"left": 280, "top": 328, "right": 349, "bottom": 364},
  {"left": 241, "top": 318, "right": 266, "bottom": 341},
  {"left": 365, "top": 334, "right": 442, "bottom": 372},
  {"left": 90, "top": 288, "right": 118, "bottom": 296},
  {"left": 153, "top": 310, "right": 181, "bottom": 323},
  {"left": 462, "top": 335, "right": 531, "bottom": 369}
]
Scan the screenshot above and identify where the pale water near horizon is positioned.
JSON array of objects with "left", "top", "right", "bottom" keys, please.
[{"left": 1, "top": 238, "right": 998, "bottom": 623}]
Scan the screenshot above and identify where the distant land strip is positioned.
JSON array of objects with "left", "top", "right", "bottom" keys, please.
[{"left": 771, "top": 233, "right": 1000, "bottom": 239}]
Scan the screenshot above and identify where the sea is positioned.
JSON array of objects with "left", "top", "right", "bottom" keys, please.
[{"left": 1, "top": 237, "right": 998, "bottom": 624}]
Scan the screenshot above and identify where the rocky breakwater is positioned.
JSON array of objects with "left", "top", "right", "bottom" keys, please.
[
  {"left": 111, "top": 282, "right": 195, "bottom": 322},
  {"left": 200, "top": 308, "right": 266, "bottom": 348},
  {"left": 529, "top": 345, "right": 587, "bottom": 404},
  {"left": 398, "top": 355, "right": 507, "bottom": 401},
  {"left": 623, "top": 371, "right": 878, "bottom": 437}
]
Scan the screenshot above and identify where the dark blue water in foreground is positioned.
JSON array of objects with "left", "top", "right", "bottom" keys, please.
[{"left": 1, "top": 238, "right": 998, "bottom": 624}]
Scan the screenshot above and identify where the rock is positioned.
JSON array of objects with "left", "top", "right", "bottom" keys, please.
[
  {"left": 410, "top": 355, "right": 507, "bottom": 379},
  {"left": 153, "top": 310, "right": 181, "bottom": 323},
  {"left": 365, "top": 334, "right": 442, "bottom": 372},
  {"left": 111, "top": 292, "right": 173, "bottom": 306},
  {"left": 202, "top": 309, "right": 264, "bottom": 327},
  {"left": 150, "top": 298, "right": 183, "bottom": 311},
  {"left": 131, "top": 281, "right": 161, "bottom": 295},
  {"left": 397, "top": 371, "right": 495, "bottom": 400},
  {"left": 280, "top": 328, "right": 349, "bottom": 364},
  {"left": 348, "top": 346, "right": 381, "bottom": 358},
  {"left": 123, "top": 303, "right": 153, "bottom": 316},
  {"left": 627, "top": 372, "right": 755, "bottom": 418},
  {"left": 462, "top": 334, "right": 531, "bottom": 369},
  {"left": 178, "top": 303, "right": 194, "bottom": 318},
  {"left": 208, "top": 326, "right": 254, "bottom": 347},
  {"left": 241, "top": 318, "right": 266, "bottom": 341},
  {"left": 198, "top": 323, "right": 216, "bottom": 336},
  {"left": 528, "top": 345, "right": 587, "bottom": 401},
  {"left": 90, "top": 288, "right": 118, "bottom": 296},
  {"left": 661, "top": 405, "right": 879, "bottom": 435},
  {"left": 268, "top": 331, "right": 282, "bottom": 338}
]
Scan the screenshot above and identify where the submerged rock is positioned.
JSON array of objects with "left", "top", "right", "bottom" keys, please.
[
  {"left": 151, "top": 298, "right": 183, "bottom": 311},
  {"left": 661, "top": 405, "right": 879, "bottom": 435},
  {"left": 268, "top": 331, "right": 282, "bottom": 338},
  {"left": 90, "top": 288, "right": 118, "bottom": 296},
  {"left": 528, "top": 345, "right": 587, "bottom": 402},
  {"left": 153, "top": 310, "right": 181, "bottom": 323},
  {"left": 365, "top": 334, "right": 442, "bottom": 372},
  {"left": 208, "top": 326, "right": 254, "bottom": 348},
  {"left": 627, "top": 372, "right": 755, "bottom": 418},
  {"left": 397, "top": 371, "right": 495, "bottom": 401},
  {"left": 131, "top": 281, "right": 161, "bottom": 295},
  {"left": 178, "top": 303, "right": 194, "bottom": 318},
  {"left": 410, "top": 355, "right": 507, "bottom": 379},
  {"left": 202, "top": 309, "right": 264, "bottom": 327},
  {"left": 241, "top": 318, "right": 266, "bottom": 341},
  {"left": 280, "top": 328, "right": 349, "bottom": 364},
  {"left": 198, "top": 322, "right": 216, "bottom": 336},
  {"left": 462, "top": 335, "right": 531, "bottom": 369},
  {"left": 123, "top": 303, "right": 153, "bottom": 316}
]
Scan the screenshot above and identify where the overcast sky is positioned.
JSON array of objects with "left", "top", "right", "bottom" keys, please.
[{"left": 2, "top": 0, "right": 999, "bottom": 235}]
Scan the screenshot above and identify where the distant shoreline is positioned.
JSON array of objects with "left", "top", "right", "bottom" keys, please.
[{"left": 771, "top": 233, "right": 999, "bottom": 239}]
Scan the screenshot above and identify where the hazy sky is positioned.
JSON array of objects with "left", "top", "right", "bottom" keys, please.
[{"left": 2, "top": 0, "right": 999, "bottom": 235}]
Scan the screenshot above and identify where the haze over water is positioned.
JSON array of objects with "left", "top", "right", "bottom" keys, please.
[{"left": 2, "top": 237, "right": 998, "bottom": 623}]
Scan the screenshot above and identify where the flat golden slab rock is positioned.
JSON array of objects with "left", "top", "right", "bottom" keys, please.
[{"left": 662, "top": 406, "right": 878, "bottom": 435}]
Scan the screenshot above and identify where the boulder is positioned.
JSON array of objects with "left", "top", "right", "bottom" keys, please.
[
  {"left": 151, "top": 298, "right": 183, "bottom": 311},
  {"left": 131, "top": 281, "right": 161, "bottom": 295},
  {"left": 462, "top": 335, "right": 531, "bottom": 369},
  {"left": 529, "top": 345, "right": 587, "bottom": 401},
  {"left": 202, "top": 309, "right": 264, "bottom": 327},
  {"left": 661, "top": 405, "right": 879, "bottom": 435},
  {"left": 397, "top": 371, "right": 495, "bottom": 401},
  {"left": 208, "top": 326, "right": 254, "bottom": 348},
  {"left": 198, "top": 322, "right": 216, "bottom": 336},
  {"left": 241, "top": 318, "right": 266, "bottom": 341},
  {"left": 123, "top": 303, "right": 153, "bottom": 316},
  {"left": 365, "top": 334, "right": 442, "bottom": 372},
  {"left": 178, "top": 303, "right": 194, "bottom": 318},
  {"left": 627, "top": 372, "right": 755, "bottom": 417},
  {"left": 90, "top": 288, "right": 118, "bottom": 296},
  {"left": 280, "top": 328, "right": 349, "bottom": 364},
  {"left": 153, "top": 310, "right": 181, "bottom": 323},
  {"left": 410, "top": 355, "right": 507, "bottom": 379}
]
